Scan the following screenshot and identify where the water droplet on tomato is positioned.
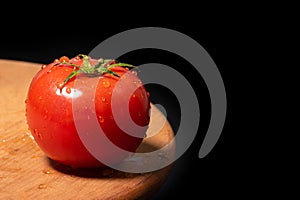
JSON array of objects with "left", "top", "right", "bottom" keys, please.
[
  {"left": 47, "top": 66, "right": 56, "bottom": 73},
  {"left": 132, "top": 94, "right": 136, "bottom": 98},
  {"left": 66, "top": 87, "right": 71, "bottom": 94},
  {"left": 131, "top": 70, "right": 137, "bottom": 75},
  {"left": 34, "top": 129, "right": 42, "bottom": 139},
  {"left": 59, "top": 56, "right": 69, "bottom": 63},
  {"left": 102, "top": 81, "right": 110, "bottom": 88},
  {"left": 43, "top": 114, "right": 48, "bottom": 120},
  {"left": 147, "top": 92, "right": 150, "bottom": 98},
  {"left": 101, "top": 97, "right": 106, "bottom": 102},
  {"left": 39, "top": 96, "right": 43, "bottom": 101},
  {"left": 133, "top": 81, "right": 141, "bottom": 87},
  {"left": 98, "top": 116, "right": 104, "bottom": 123}
]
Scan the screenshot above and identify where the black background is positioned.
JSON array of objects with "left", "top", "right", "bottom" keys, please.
[{"left": 0, "top": 9, "right": 271, "bottom": 199}]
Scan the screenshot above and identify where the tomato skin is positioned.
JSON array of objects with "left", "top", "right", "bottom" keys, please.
[{"left": 25, "top": 57, "right": 150, "bottom": 168}]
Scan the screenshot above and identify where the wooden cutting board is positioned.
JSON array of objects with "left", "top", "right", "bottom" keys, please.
[{"left": 0, "top": 59, "right": 175, "bottom": 200}]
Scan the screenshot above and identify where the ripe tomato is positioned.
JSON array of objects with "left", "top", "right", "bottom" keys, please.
[{"left": 25, "top": 54, "right": 150, "bottom": 168}]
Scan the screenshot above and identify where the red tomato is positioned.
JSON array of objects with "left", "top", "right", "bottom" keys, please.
[{"left": 25, "top": 55, "right": 150, "bottom": 168}]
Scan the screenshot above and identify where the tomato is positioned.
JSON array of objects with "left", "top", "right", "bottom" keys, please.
[{"left": 25, "top": 54, "right": 150, "bottom": 168}]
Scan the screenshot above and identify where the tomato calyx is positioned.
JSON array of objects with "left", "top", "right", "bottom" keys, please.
[{"left": 56, "top": 54, "right": 136, "bottom": 89}]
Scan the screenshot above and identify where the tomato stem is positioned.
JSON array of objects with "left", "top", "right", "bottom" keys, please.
[
  {"left": 108, "top": 63, "right": 136, "bottom": 69},
  {"left": 56, "top": 54, "right": 137, "bottom": 89}
]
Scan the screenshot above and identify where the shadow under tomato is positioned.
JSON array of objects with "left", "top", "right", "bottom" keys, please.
[
  {"left": 47, "top": 157, "right": 145, "bottom": 179},
  {"left": 46, "top": 140, "right": 164, "bottom": 179}
]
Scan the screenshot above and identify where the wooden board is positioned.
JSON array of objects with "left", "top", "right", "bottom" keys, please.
[{"left": 0, "top": 59, "right": 175, "bottom": 200}]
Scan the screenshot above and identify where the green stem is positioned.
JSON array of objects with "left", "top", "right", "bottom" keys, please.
[
  {"left": 108, "top": 63, "right": 136, "bottom": 69},
  {"left": 56, "top": 54, "right": 136, "bottom": 89}
]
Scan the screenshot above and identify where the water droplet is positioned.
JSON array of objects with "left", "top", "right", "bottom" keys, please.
[
  {"left": 132, "top": 94, "right": 136, "bottom": 98},
  {"left": 102, "top": 81, "right": 110, "bottom": 88},
  {"left": 41, "top": 64, "right": 46, "bottom": 69},
  {"left": 146, "top": 92, "right": 150, "bottom": 98},
  {"left": 131, "top": 70, "right": 137, "bottom": 75},
  {"left": 42, "top": 169, "right": 53, "bottom": 174},
  {"left": 66, "top": 87, "right": 71, "bottom": 94},
  {"left": 43, "top": 114, "right": 48, "bottom": 120},
  {"left": 38, "top": 184, "right": 47, "bottom": 189},
  {"left": 59, "top": 56, "right": 69, "bottom": 63},
  {"left": 133, "top": 80, "right": 142, "bottom": 87},
  {"left": 9, "top": 148, "right": 20, "bottom": 155},
  {"left": 34, "top": 129, "right": 42, "bottom": 139},
  {"left": 101, "top": 97, "right": 106, "bottom": 102},
  {"left": 39, "top": 96, "right": 43, "bottom": 101},
  {"left": 98, "top": 116, "right": 104, "bottom": 123},
  {"left": 47, "top": 66, "right": 56, "bottom": 73}
]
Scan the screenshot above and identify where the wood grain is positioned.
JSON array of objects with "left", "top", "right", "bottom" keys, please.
[{"left": 0, "top": 59, "right": 175, "bottom": 200}]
